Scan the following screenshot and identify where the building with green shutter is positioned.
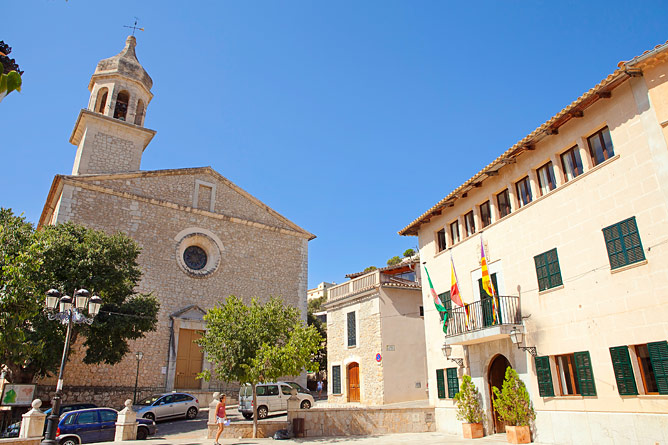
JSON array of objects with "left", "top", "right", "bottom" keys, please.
[{"left": 399, "top": 41, "right": 668, "bottom": 443}]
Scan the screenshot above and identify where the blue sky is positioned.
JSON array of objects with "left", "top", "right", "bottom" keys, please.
[{"left": 2, "top": 1, "right": 667, "bottom": 289}]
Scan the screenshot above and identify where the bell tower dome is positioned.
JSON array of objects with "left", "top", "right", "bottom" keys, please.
[{"left": 70, "top": 36, "right": 156, "bottom": 175}]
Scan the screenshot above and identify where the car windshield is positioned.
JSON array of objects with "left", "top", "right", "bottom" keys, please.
[
  {"left": 137, "top": 395, "right": 163, "bottom": 406},
  {"left": 287, "top": 382, "right": 306, "bottom": 392}
]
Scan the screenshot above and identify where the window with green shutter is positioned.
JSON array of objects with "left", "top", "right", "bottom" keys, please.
[
  {"left": 574, "top": 351, "right": 597, "bottom": 396},
  {"left": 436, "top": 369, "right": 446, "bottom": 399},
  {"left": 534, "top": 248, "right": 563, "bottom": 291},
  {"left": 347, "top": 312, "right": 356, "bottom": 347},
  {"left": 332, "top": 365, "right": 341, "bottom": 394},
  {"left": 446, "top": 368, "right": 459, "bottom": 398},
  {"left": 534, "top": 356, "right": 554, "bottom": 397},
  {"left": 602, "top": 217, "right": 645, "bottom": 270},
  {"left": 609, "top": 346, "right": 638, "bottom": 396},
  {"left": 647, "top": 341, "right": 668, "bottom": 395},
  {"left": 438, "top": 291, "right": 451, "bottom": 322}
]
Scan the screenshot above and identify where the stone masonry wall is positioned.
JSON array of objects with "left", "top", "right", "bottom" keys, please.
[
  {"left": 327, "top": 294, "right": 384, "bottom": 405},
  {"left": 41, "top": 172, "right": 310, "bottom": 391},
  {"left": 87, "top": 132, "right": 136, "bottom": 174}
]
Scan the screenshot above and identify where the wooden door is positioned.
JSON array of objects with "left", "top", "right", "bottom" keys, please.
[
  {"left": 175, "top": 329, "right": 204, "bottom": 389},
  {"left": 347, "top": 363, "right": 360, "bottom": 402},
  {"left": 489, "top": 355, "right": 511, "bottom": 433}
]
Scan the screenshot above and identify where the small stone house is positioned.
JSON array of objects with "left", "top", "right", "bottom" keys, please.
[{"left": 324, "top": 260, "right": 428, "bottom": 405}]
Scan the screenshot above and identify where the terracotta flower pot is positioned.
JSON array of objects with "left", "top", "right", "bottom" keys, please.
[
  {"left": 462, "top": 422, "right": 484, "bottom": 439},
  {"left": 505, "top": 425, "right": 531, "bottom": 444}
]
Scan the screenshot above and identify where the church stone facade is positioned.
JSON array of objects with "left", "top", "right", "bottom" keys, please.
[{"left": 38, "top": 36, "right": 314, "bottom": 400}]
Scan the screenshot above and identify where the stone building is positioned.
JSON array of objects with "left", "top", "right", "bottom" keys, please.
[
  {"left": 399, "top": 41, "right": 668, "bottom": 443},
  {"left": 307, "top": 282, "right": 336, "bottom": 301},
  {"left": 324, "top": 260, "right": 428, "bottom": 405},
  {"left": 37, "top": 36, "right": 314, "bottom": 403}
]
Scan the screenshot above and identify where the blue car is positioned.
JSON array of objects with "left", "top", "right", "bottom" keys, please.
[{"left": 55, "top": 408, "right": 156, "bottom": 444}]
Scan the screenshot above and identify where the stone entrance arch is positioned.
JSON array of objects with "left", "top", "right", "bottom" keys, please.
[{"left": 488, "top": 354, "right": 511, "bottom": 433}]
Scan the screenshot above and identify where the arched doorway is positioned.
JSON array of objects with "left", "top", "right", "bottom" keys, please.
[
  {"left": 488, "top": 354, "right": 511, "bottom": 433},
  {"left": 347, "top": 362, "right": 360, "bottom": 402}
]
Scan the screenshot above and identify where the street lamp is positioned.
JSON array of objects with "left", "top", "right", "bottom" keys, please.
[
  {"left": 133, "top": 351, "right": 144, "bottom": 404},
  {"left": 509, "top": 327, "right": 538, "bottom": 357},
  {"left": 42, "top": 288, "right": 102, "bottom": 445},
  {"left": 441, "top": 342, "right": 464, "bottom": 367}
]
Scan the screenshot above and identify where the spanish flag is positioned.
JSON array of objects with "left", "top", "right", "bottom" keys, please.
[{"left": 480, "top": 238, "right": 499, "bottom": 324}]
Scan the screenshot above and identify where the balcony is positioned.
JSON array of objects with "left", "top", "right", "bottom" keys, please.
[
  {"left": 443, "top": 295, "right": 523, "bottom": 345},
  {"left": 327, "top": 270, "right": 421, "bottom": 304}
]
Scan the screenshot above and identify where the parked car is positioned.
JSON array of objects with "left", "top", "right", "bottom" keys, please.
[
  {"left": 285, "top": 381, "right": 312, "bottom": 395},
  {"left": 239, "top": 382, "right": 314, "bottom": 420},
  {"left": 55, "top": 407, "right": 156, "bottom": 444},
  {"left": 44, "top": 403, "right": 97, "bottom": 416},
  {"left": 133, "top": 392, "right": 199, "bottom": 421},
  {"left": 0, "top": 421, "right": 19, "bottom": 438}
]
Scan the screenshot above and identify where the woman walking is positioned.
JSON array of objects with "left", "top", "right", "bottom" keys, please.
[{"left": 214, "top": 393, "right": 227, "bottom": 445}]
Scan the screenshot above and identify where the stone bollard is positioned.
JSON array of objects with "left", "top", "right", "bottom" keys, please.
[
  {"left": 207, "top": 392, "right": 220, "bottom": 439},
  {"left": 19, "top": 399, "right": 46, "bottom": 439},
  {"left": 286, "top": 388, "right": 301, "bottom": 436},
  {"left": 114, "top": 399, "right": 138, "bottom": 441}
]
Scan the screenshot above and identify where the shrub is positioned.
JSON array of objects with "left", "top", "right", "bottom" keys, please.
[
  {"left": 387, "top": 256, "right": 402, "bottom": 266},
  {"left": 454, "top": 375, "right": 483, "bottom": 424},
  {"left": 403, "top": 248, "right": 415, "bottom": 258},
  {"left": 491, "top": 367, "right": 536, "bottom": 427}
]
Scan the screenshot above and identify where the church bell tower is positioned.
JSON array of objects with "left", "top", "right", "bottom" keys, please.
[{"left": 70, "top": 36, "right": 156, "bottom": 175}]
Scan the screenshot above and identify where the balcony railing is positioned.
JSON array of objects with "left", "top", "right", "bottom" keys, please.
[
  {"left": 328, "top": 271, "right": 380, "bottom": 302},
  {"left": 444, "top": 295, "right": 521, "bottom": 337}
]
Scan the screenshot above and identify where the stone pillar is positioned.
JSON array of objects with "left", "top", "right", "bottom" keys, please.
[
  {"left": 207, "top": 392, "right": 220, "bottom": 439},
  {"left": 114, "top": 399, "right": 137, "bottom": 441},
  {"left": 286, "top": 388, "right": 300, "bottom": 434},
  {"left": 19, "top": 399, "right": 46, "bottom": 439}
]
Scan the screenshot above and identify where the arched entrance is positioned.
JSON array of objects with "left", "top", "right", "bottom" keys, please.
[
  {"left": 488, "top": 354, "right": 511, "bottom": 433},
  {"left": 347, "top": 362, "right": 360, "bottom": 402}
]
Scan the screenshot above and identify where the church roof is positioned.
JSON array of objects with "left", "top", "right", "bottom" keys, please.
[
  {"left": 91, "top": 36, "right": 153, "bottom": 91},
  {"left": 39, "top": 166, "right": 315, "bottom": 241}
]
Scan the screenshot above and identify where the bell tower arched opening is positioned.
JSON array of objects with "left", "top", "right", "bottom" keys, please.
[
  {"left": 95, "top": 88, "right": 108, "bottom": 114},
  {"left": 114, "top": 90, "right": 130, "bottom": 121},
  {"left": 135, "top": 99, "right": 145, "bottom": 125}
]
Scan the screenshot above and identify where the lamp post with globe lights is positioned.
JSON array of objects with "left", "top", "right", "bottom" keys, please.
[
  {"left": 41, "top": 288, "right": 102, "bottom": 445},
  {"left": 133, "top": 351, "right": 144, "bottom": 404}
]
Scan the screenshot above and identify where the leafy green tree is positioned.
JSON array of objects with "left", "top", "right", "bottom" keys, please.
[
  {"left": 403, "top": 248, "right": 416, "bottom": 258},
  {"left": 362, "top": 266, "right": 377, "bottom": 273},
  {"left": 454, "top": 375, "right": 483, "bottom": 424},
  {"left": 0, "top": 208, "right": 160, "bottom": 383},
  {"left": 307, "top": 295, "right": 326, "bottom": 313},
  {"left": 0, "top": 41, "right": 23, "bottom": 102},
  {"left": 492, "top": 367, "right": 536, "bottom": 426},
  {"left": 197, "top": 296, "right": 322, "bottom": 437},
  {"left": 387, "top": 256, "right": 402, "bottom": 266},
  {"left": 307, "top": 296, "right": 327, "bottom": 372}
]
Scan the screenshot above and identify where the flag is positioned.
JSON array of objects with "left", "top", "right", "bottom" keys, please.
[
  {"left": 480, "top": 238, "right": 499, "bottom": 324},
  {"left": 424, "top": 265, "right": 448, "bottom": 333},
  {"left": 450, "top": 256, "right": 470, "bottom": 329}
]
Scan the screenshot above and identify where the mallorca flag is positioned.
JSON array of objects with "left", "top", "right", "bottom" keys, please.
[
  {"left": 424, "top": 265, "right": 448, "bottom": 333},
  {"left": 480, "top": 238, "right": 499, "bottom": 324}
]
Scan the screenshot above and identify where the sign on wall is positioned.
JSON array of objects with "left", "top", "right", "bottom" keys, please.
[{"left": 1, "top": 384, "right": 36, "bottom": 406}]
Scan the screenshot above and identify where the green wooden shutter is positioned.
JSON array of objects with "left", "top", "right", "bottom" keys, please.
[
  {"left": 534, "top": 356, "right": 554, "bottom": 397},
  {"left": 574, "top": 351, "right": 597, "bottom": 396},
  {"left": 332, "top": 365, "right": 341, "bottom": 394},
  {"left": 534, "top": 252, "right": 549, "bottom": 291},
  {"left": 647, "top": 341, "right": 668, "bottom": 395},
  {"left": 446, "top": 368, "right": 459, "bottom": 398},
  {"left": 347, "top": 312, "right": 356, "bottom": 347},
  {"left": 534, "top": 249, "right": 562, "bottom": 291},
  {"left": 436, "top": 369, "right": 446, "bottom": 399},
  {"left": 609, "top": 346, "right": 638, "bottom": 396},
  {"left": 603, "top": 217, "right": 645, "bottom": 269}
]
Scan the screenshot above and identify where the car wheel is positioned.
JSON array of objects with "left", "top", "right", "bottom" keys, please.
[
  {"left": 300, "top": 400, "right": 311, "bottom": 409},
  {"left": 136, "top": 427, "right": 148, "bottom": 440},
  {"left": 143, "top": 412, "right": 155, "bottom": 421},
  {"left": 242, "top": 413, "right": 253, "bottom": 420},
  {"left": 186, "top": 407, "right": 198, "bottom": 419},
  {"left": 257, "top": 406, "right": 268, "bottom": 419},
  {"left": 60, "top": 439, "right": 79, "bottom": 445}
]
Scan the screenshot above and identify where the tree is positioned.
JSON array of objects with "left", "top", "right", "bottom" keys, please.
[
  {"left": 0, "top": 208, "right": 160, "bottom": 383},
  {"left": 387, "top": 256, "right": 402, "bottom": 266},
  {"left": 197, "top": 296, "right": 322, "bottom": 437},
  {"left": 403, "top": 248, "right": 415, "bottom": 258},
  {"left": 492, "top": 367, "right": 536, "bottom": 427},
  {"left": 0, "top": 41, "right": 23, "bottom": 102},
  {"left": 454, "top": 375, "right": 483, "bottom": 424},
  {"left": 362, "top": 266, "right": 377, "bottom": 273},
  {"left": 307, "top": 296, "right": 327, "bottom": 372}
]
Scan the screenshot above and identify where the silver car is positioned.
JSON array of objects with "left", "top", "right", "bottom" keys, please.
[
  {"left": 134, "top": 392, "right": 199, "bottom": 421},
  {"left": 239, "top": 382, "right": 314, "bottom": 419}
]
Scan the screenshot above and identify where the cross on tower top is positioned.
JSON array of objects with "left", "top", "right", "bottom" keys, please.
[{"left": 124, "top": 18, "right": 144, "bottom": 36}]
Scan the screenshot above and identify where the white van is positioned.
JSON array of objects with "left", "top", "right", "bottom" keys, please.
[{"left": 238, "top": 382, "right": 314, "bottom": 419}]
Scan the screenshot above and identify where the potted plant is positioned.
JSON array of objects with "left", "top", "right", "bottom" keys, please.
[
  {"left": 492, "top": 367, "right": 536, "bottom": 444},
  {"left": 454, "top": 374, "right": 484, "bottom": 439}
]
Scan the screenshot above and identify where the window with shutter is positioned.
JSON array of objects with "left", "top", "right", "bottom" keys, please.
[
  {"left": 347, "top": 312, "right": 356, "bottom": 347},
  {"left": 446, "top": 368, "right": 459, "bottom": 398},
  {"left": 534, "top": 248, "right": 563, "bottom": 291},
  {"left": 332, "top": 365, "right": 341, "bottom": 394},
  {"left": 602, "top": 217, "right": 645, "bottom": 270},
  {"left": 535, "top": 356, "right": 554, "bottom": 397},
  {"left": 436, "top": 369, "right": 446, "bottom": 399},
  {"left": 609, "top": 346, "right": 638, "bottom": 396},
  {"left": 647, "top": 341, "right": 668, "bottom": 395},
  {"left": 574, "top": 351, "right": 597, "bottom": 396},
  {"left": 438, "top": 291, "right": 451, "bottom": 322}
]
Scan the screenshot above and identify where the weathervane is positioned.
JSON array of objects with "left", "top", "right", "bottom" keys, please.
[{"left": 124, "top": 17, "right": 144, "bottom": 36}]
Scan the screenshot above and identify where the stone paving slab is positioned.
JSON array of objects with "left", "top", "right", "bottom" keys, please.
[{"left": 95, "top": 431, "right": 547, "bottom": 444}]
